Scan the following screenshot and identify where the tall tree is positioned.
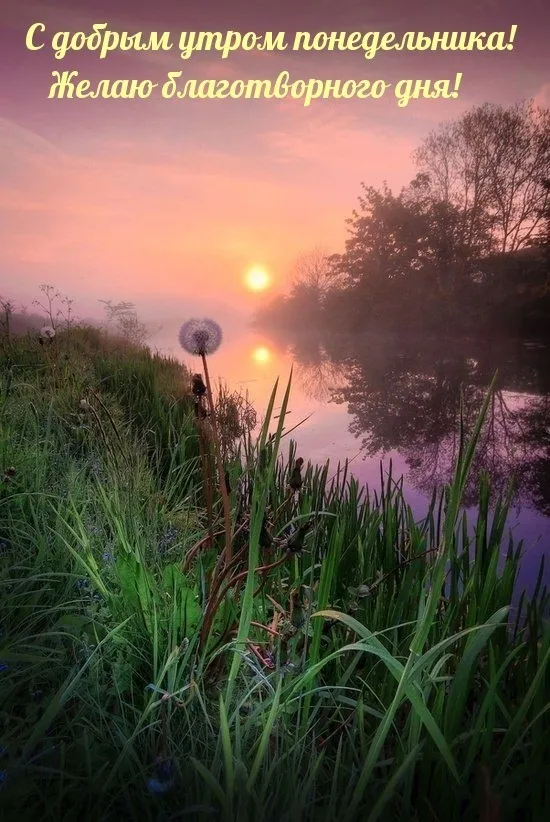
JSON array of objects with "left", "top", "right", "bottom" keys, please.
[
  {"left": 414, "top": 101, "right": 550, "bottom": 254},
  {"left": 332, "top": 178, "right": 472, "bottom": 310}
]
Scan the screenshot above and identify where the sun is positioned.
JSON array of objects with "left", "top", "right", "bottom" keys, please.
[
  {"left": 252, "top": 346, "right": 271, "bottom": 364},
  {"left": 245, "top": 265, "right": 271, "bottom": 292}
]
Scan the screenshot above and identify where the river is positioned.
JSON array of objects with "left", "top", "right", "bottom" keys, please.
[{"left": 152, "top": 322, "right": 550, "bottom": 602}]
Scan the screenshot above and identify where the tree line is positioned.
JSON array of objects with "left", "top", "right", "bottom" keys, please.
[{"left": 256, "top": 100, "right": 550, "bottom": 338}]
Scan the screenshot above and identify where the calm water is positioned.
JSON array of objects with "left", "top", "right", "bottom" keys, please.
[{"left": 153, "top": 324, "right": 550, "bottom": 601}]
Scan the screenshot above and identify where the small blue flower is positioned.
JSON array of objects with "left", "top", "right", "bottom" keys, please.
[
  {"left": 0, "top": 769, "right": 7, "bottom": 786},
  {"left": 157, "top": 525, "right": 179, "bottom": 554},
  {"left": 75, "top": 578, "right": 90, "bottom": 590},
  {"left": 0, "top": 663, "right": 8, "bottom": 674},
  {"left": 102, "top": 551, "right": 113, "bottom": 563},
  {"left": 147, "top": 777, "right": 172, "bottom": 794}
]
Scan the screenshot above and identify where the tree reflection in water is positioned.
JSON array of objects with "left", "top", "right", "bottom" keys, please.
[{"left": 287, "top": 332, "right": 550, "bottom": 515}]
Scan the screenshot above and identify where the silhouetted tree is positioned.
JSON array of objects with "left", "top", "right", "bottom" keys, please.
[
  {"left": 415, "top": 101, "right": 550, "bottom": 253},
  {"left": 329, "top": 178, "right": 473, "bottom": 327}
]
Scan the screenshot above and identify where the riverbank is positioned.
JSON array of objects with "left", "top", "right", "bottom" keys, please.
[{"left": 0, "top": 327, "right": 549, "bottom": 821}]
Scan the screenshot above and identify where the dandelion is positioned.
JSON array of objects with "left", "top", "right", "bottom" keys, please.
[
  {"left": 178, "top": 318, "right": 222, "bottom": 357},
  {"left": 39, "top": 326, "right": 56, "bottom": 346},
  {"left": 178, "top": 318, "right": 232, "bottom": 566}
]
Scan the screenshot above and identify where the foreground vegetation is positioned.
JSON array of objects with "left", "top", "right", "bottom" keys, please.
[{"left": 1, "top": 327, "right": 549, "bottom": 821}]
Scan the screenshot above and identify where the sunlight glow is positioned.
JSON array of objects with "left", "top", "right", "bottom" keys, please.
[
  {"left": 252, "top": 346, "right": 271, "bottom": 364},
  {"left": 245, "top": 265, "right": 271, "bottom": 292}
]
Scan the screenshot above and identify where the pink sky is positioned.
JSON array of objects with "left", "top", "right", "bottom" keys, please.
[{"left": 1, "top": 0, "right": 549, "bottom": 328}]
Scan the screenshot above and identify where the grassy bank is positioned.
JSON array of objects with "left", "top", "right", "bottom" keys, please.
[{"left": 0, "top": 327, "right": 549, "bottom": 821}]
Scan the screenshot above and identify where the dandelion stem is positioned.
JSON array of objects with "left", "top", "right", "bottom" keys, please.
[{"left": 201, "top": 352, "right": 232, "bottom": 565}]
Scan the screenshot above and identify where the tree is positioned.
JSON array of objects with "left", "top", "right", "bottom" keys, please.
[
  {"left": 0, "top": 297, "right": 15, "bottom": 342},
  {"left": 533, "top": 179, "right": 550, "bottom": 252},
  {"left": 286, "top": 249, "right": 341, "bottom": 321},
  {"left": 415, "top": 101, "right": 550, "bottom": 254},
  {"left": 99, "top": 299, "right": 153, "bottom": 346},
  {"left": 331, "top": 178, "right": 472, "bottom": 323},
  {"left": 290, "top": 248, "right": 341, "bottom": 296}
]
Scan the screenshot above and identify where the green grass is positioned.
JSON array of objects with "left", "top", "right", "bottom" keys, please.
[{"left": 0, "top": 327, "right": 548, "bottom": 821}]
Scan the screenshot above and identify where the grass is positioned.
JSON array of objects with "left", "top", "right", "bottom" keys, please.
[{"left": 0, "top": 326, "right": 549, "bottom": 821}]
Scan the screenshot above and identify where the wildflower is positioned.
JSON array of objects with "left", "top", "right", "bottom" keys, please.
[
  {"left": 147, "top": 756, "right": 175, "bottom": 794},
  {"left": 157, "top": 525, "right": 179, "bottom": 554},
  {"left": 2, "top": 467, "right": 16, "bottom": 484},
  {"left": 178, "top": 318, "right": 232, "bottom": 569},
  {"left": 147, "top": 777, "right": 172, "bottom": 794},
  {"left": 0, "top": 663, "right": 8, "bottom": 674},
  {"left": 102, "top": 551, "right": 114, "bottom": 563},
  {"left": 178, "top": 318, "right": 222, "bottom": 357},
  {"left": 75, "top": 578, "right": 90, "bottom": 590},
  {"left": 39, "top": 326, "right": 56, "bottom": 345}
]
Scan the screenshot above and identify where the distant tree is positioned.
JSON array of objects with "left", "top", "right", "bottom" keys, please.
[
  {"left": 0, "top": 297, "right": 15, "bottom": 342},
  {"left": 415, "top": 101, "right": 550, "bottom": 253},
  {"left": 290, "top": 248, "right": 341, "bottom": 296},
  {"left": 533, "top": 179, "right": 550, "bottom": 251},
  {"left": 99, "top": 299, "right": 154, "bottom": 346},
  {"left": 286, "top": 248, "right": 340, "bottom": 323}
]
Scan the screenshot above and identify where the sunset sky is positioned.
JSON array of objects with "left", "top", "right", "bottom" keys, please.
[{"left": 1, "top": 0, "right": 549, "bottom": 331}]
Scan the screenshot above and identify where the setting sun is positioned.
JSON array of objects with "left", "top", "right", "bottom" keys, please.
[
  {"left": 252, "top": 345, "right": 271, "bottom": 364},
  {"left": 245, "top": 265, "right": 271, "bottom": 292}
]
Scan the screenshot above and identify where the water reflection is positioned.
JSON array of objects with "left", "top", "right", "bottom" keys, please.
[
  {"left": 286, "top": 332, "right": 550, "bottom": 515},
  {"left": 151, "top": 321, "right": 549, "bottom": 595}
]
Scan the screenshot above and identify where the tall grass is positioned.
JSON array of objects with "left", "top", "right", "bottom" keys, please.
[{"left": 0, "top": 327, "right": 548, "bottom": 821}]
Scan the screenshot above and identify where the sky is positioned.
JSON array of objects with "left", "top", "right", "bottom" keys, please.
[{"left": 1, "top": 0, "right": 549, "bottom": 331}]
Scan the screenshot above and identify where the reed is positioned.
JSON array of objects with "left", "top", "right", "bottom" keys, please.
[{"left": 0, "top": 327, "right": 548, "bottom": 822}]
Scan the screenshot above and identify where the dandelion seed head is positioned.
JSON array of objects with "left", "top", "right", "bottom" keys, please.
[
  {"left": 40, "top": 326, "right": 56, "bottom": 340},
  {"left": 178, "top": 318, "right": 222, "bottom": 356}
]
